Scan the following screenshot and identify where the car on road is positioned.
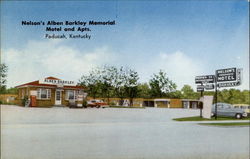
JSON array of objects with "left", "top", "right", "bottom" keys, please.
[
  {"left": 87, "top": 99, "right": 109, "bottom": 108},
  {"left": 211, "top": 103, "right": 248, "bottom": 119}
]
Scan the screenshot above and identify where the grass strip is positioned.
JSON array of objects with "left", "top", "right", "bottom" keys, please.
[{"left": 173, "top": 116, "right": 250, "bottom": 121}]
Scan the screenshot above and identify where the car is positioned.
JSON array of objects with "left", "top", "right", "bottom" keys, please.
[
  {"left": 211, "top": 103, "right": 248, "bottom": 119},
  {"left": 233, "top": 104, "right": 250, "bottom": 116},
  {"left": 87, "top": 99, "right": 109, "bottom": 108}
]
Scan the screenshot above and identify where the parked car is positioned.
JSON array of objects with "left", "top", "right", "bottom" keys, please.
[
  {"left": 233, "top": 104, "right": 250, "bottom": 116},
  {"left": 87, "top": 99, "right": 109, "bottom": 108},
  {"left": 211, "top": 103, "right": 248, "bottom": 119}
]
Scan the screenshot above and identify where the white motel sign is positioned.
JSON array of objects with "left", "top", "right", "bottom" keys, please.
[
  {"left": 195, "top": 67, "right": 242, "bottom": 91},
  {"left": 39, "top": 78, "right": 76, "bottom": 86},
  {"left": 216, "top": 68, "right": 237, "bottom": 82}
]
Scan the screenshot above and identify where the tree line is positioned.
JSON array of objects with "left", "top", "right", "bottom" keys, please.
[
  {"left": 78, "top": 65, "right": 249, "bottom": 105},
  {"left": 0, "top": 64, "right": 249, "bottom": 105},
  {"left": 78, "top": 65, "right": 179, "bottom": 105}
]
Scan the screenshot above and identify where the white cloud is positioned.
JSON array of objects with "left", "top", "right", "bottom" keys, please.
[
  {"left": 3, "top": 42, "right": 248, "bottom": 91},
  {"left": 3, "top": 40, "right": 117, "bottom": 87},
  {"left": 138, "top": 51, "right": 205, "bottom": 90}
]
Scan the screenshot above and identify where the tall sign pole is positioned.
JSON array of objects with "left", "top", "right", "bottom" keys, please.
[
  {"left": 214, "top": 77, "right": 217, "bottom": 120},
  {"left": 200, "top": 83, "right": 204, "bottom": 118},
  {"left": 195, "top": 68, "right": 242, "bottom": 120},
  {"left": 195, "top": 75, "right": 215, "bottom": 118}
]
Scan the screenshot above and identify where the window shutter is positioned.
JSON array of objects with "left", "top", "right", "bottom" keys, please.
[
  {"left": 65, "top": 90, "right": 68, "bottom": 100},
  {"left": 47, "top": 89, "right": 51, "bottom": 99},
  {"left": 37, "top": 89, "right": 41, "bottom": 99}
]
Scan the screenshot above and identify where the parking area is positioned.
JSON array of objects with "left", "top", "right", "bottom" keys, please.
[{"left": 1, "top": 105, "right": 249, "bottom": 159}]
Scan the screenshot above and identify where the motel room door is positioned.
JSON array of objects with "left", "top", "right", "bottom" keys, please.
[{"left": 55, "top": 90, "right": 62, "bottom": 105}]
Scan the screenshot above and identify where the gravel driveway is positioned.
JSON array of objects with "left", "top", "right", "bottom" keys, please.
[{"left": 1, "top": 105, "right": 249, "bottom": 159}]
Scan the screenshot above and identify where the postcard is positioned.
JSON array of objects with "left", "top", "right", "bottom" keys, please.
[{"left": 1, "top": 1, "right": 249, "bottom": 159}]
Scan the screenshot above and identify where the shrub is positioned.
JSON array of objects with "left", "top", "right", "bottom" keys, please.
[
  {"left": 82, "top": 100, "right": 87, "bottom": 108},
  {"left": 22, "top": 95, "right": 29, "bottom": 106}
]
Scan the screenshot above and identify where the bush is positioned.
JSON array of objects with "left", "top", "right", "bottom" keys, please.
[
  {"left": 82, "top": 100, "right": 87, "bottom": 108},
  {"left": 0, "top": 100, "right": 2, "bottom": 104},
  {"left": 22, "top": 95, "right": 29, "bottom": 106}
]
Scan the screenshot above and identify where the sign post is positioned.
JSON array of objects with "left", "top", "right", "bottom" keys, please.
[
  {"left": 195, "top": 75, "right": 215, "bottom": 118},
  {"left": 200, "top": 83, "right": 203, "bottom": 117},
  {"left": 214, "top": 78, "right": 218, "bottom": 119},
  {"left": 214, "top": 68, "right": 242, "bottom": 120},
  {"left": 195, "top": 68, "right": 242, "bottom": 120},
  {"left": 196, "top": 84, "right": 204, "bottom": 117}
]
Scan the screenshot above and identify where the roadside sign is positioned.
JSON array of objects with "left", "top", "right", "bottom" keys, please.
[
  {"left": 195, "top": 75, "right": 215, "bottom": 84},
  {"left": 236, "top": 68, "right": 242, "bottom": 82},
  {"left": 197, "top": 85, "right": 204, "bottom": 92},
  {"left": 195, "top": 67, "right": 243, "bottom": 120},
  {"left": 216, "top": 68, "right": 236, "bottom": 82},
  {"left": 217, "top": 81, "right": 241, "bottom": 88},
  {"left": 205, "top": 84, "right": 214, "bottom": 90}
]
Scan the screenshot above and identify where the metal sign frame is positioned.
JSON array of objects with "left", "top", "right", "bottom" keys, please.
[{"left": 195, "top": 68, "right": 243, "bottom": 120}]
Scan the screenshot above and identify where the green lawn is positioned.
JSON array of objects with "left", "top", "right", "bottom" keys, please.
[
  {"left": 199, "top": 122, "right": 250, "bottom": 127},
  {"left": 173, "top": 116, "right": 250, "bottom": 121}
]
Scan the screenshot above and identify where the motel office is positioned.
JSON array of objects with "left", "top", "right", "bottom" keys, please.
[
  {"left": 15, "top": 77, "right": 200, "bottom": 108},
  {"left": 15, "top": 77, "right": 86, "bottom": 107}
]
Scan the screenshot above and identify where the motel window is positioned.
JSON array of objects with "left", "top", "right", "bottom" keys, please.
[
  {"left": 65, "top": 90, "right": 84, "bottom": 100},
  {"left": 37, "top": 88, "right": 51, "bottom": 99},
  {"left": 65, "top": 90, "right": 76, "bottom": 100},
  {"left": 77, "top": 90, "right": 84, "bottom": 95}
]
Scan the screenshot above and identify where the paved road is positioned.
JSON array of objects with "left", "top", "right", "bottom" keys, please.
[{"left": 1, "top": 105, "right": 249, "bottom": 159}]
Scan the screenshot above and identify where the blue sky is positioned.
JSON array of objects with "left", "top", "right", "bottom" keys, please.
[{"left": 1, "top": 0, "right": 249, "bottom": 90}]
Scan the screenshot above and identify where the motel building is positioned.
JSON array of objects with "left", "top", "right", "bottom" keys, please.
[
  {"left": 93, "top": 98, "right": 201, "bottom": 109},
  {"left": 14, "top": 76, "right": 201, "bottom": 109},
  {"left": 15, "top": 77, "right": 86, "bottom": 107}
]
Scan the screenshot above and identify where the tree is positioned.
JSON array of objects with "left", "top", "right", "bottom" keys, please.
[
  {"left": 79, "top": 66, "right": 140, "bottom": 106},
  {"left": 0, "top": 63, "right": 8, "bottom": 93},
  {"left": 79, "top": 68, "right": 101, "bottom": 99},
  {"left": 149, "top": 70, "right": 177, "bottom": 98},
  {"left": 124, "top": 68, "right": 139, "bottom": 106},
  {"left": 168, "top": 90, "right": 182, "bottom": 98},
  {"left": 98, "top": 65, "right": 117, "bottom": 104},
  {"left": 112, "top": 66, "right": 127, "bottom": 104},
  {"left": 227, "top": 89, "right": 243, "bottom": 104},
  {"left": 137, "top": 83, "right": 151, "bottom": 98},
  {"left": 242, "top": 90, "right": 250, "bottom": 104},
  {"left": 5, "top": 87, "right": 18, "bottom": 94},
  {"left": 217, "top": 89, "right": 229, "bottom": 103},
  {"left": 206, "top": 89, "right": 249, "bottom": 104},
  {"left": 181, "top": 85, "right": 198, "bottom": 99}
]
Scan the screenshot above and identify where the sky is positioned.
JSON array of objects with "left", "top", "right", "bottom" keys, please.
[{"left": 1, "top": 0, "right": 249, "bottom": 91}]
